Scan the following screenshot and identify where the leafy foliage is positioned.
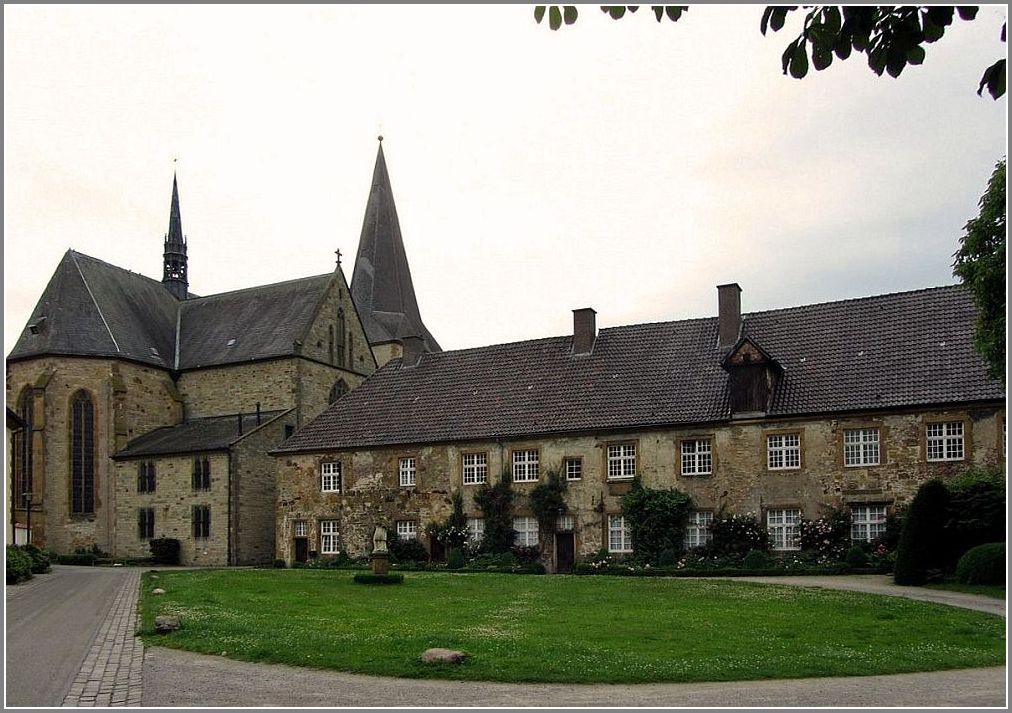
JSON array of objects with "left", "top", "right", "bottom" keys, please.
[
  {"left": 845, "top": 544, "right": 870, "bottom": 568},
  {"left": 798, "top": 505, "right": 851, "bottom": 559},
  {"left": 20, "top": 543, "right": 52, "bottom": 574},
  {"left": 6, "top": 545, "right": 33, "bottom": 584},
  {"left": 529, "top": 468, "right": 568, "bottom": 537},
  {"left": 620, "top": 479, "right": 694, "bottom": 563},
  {"left": 388, "top": 532, "right": 430, "bottom": 563},
  {"left": 427, "top": 490, "right": 470, "bottom": 550},
  {"left": 352, "top": 573, "right": 404, "bottom": 585},
  {"left": 534, "top": 5, "right": 1005, "bottom": 99},
  {"left": 709, "top": 512, "right": 770, "bottom": 557},
  {"left": 953, "top": 159, "right": 1006, "bottom": 381},
  {"left": 954, "top": 542, "right": 1006, "bottom": 585},
  {"left": 894, "top": 479, "right": 950, "bottom": 585},
  {"left": 149, "top": 537, "right": 181, "bottom": 565},
  {"left": 742, "top": 549, "right": 771, "bottom": 569},
  {"left": 474, "top": 477, "right": 515, "bottom": 554}
]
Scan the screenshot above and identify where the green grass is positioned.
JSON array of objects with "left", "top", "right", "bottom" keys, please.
[
  {"left": 925, "top": 581, "right": 1006, "bottom": 599},
  {"left": 138, "top": 570, "right": 1005, "bottom": 683}
]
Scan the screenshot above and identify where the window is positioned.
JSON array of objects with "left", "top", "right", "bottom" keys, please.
[
  {"left": 70, "top": 391, "right": 95, "bottom": 514},
  {"left": 513, "top": 517, "right": 539, "bottom": 547},
  {"left": 767, "top": 433, "right": 801, "bottom": 470},
  {"left": 320, "top": 520, "right": 339, "bottom": 554},
  {"left": 294, "top": 520, "right": 307, "bottom": 537},
  {"left": 767, "top": 509, "right": 801, "bottom": 551},
  {"left": 399, "top": 457, "right": 416, "bottom": 487},
  {"left": 512, "top": 450, "right": 540, "bottom": 482},
  {"left": 851, "top": 504, "right": 888, "bottom": 542},
  {"left": 607, "top": 443, "right": 636, "bottom": 479},
  {"left": 138, "top": 508, "right": 155, "bottom": 540},
  {"left": 684, "top": 511, "right": 714, "bottom": 549},
  {"left": 14, "top": 389, "right": 33, "bottom": 508},
  {"left": 137, "top": 461, "right": 156, "bottom": 493},
  {"left": 564, "top": 457, "right": 582, "bottom": 481},
  {"left": 396, "top": 520, "right": 417, "bottom": 541},
  {"left": 608, "top": 514, "right": 633, "bottom": 553},
  {"left": 192, "top": 505, "right": 211, "bottom": 539},
  {"left": 462, "top": 452, "right": 488, "bottom": 485},
  {"left": 467, "top": 517, "right": 484, "bottom": 543},
  {"left": 192, "top": 457, "right": 210, "bottom": 490},
  {"left": 329, "top": 379, "right": 349, "bottom": 404},
  {"left": 680, "top": 439, "right": 713, "bottom": 476},
  {"left": 557, "top": 514, "right": 574, "bottom": 532},
  {"left": 321, "top": 462, "right": 342, "bottom": 492},
  {"left": 336, "top": 309, "right": 347, "bottom": 367},
  {"left": 926, "top": 421, "right": 965, "bottom": 461},
  {"left": 843, "top": 428, "right": 880, "bottom": 466},
  {"left": 284, "top": 425, "right": 295, "bottom": 440}
]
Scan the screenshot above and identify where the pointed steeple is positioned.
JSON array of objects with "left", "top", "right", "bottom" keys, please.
[
  {"left": 162, "top": 173, "right": 189, "bottom": 300},
  {"left": 351, "top": 138, "right": 441, "bottom": 355}
]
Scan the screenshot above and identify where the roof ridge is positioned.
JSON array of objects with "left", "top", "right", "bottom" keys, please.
[
  {"left": 68, "top": 249, "right": 167, "bottom": 288},
  {"left": 183, "top": 272, "right": 333, "bottom": 303},
  {"left": 743, "top": 283, "right": 964, "bottom": 319},
  {"left": 70, "top": 251, "right": 121, "bottom": 353}
]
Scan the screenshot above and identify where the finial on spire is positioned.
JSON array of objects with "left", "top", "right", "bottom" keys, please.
[
  {"left": 377, "top": 135, "right": 383, "bottom": 143},
  {"left": 335, "top": 248, "right": 343, "bottom": 268}
]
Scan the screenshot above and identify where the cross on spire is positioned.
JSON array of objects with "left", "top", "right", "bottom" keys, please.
[{"left": 335, "top": 248, "right": 342, "bottom": 268}]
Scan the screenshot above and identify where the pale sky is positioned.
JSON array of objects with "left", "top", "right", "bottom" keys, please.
[{"left": 4, "top": 4, "right": 1007, "bottom": 358}]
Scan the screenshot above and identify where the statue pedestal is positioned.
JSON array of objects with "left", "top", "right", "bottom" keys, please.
[{"left": 370, "top": 551, "right": 390, "bottom": 575}]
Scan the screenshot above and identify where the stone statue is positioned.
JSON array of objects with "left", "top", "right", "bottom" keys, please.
[{"left": 372, "top": 525, "right": 388, "bottom": 554}]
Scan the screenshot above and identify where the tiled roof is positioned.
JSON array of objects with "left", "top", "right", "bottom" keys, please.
[
  {"left": 276, "top": 285, "right": 1004, "bottom": 453},
  {"left": 114, "top": 410, "right": 287, "bottom": 459}
]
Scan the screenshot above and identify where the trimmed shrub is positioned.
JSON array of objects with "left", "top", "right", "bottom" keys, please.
[
  {"left": 389, "top": 535, "right": 429, "bottom": 563},
  {"left": 273, "top": 559, "right": 287, "bottom": 568},
  {"left": 56, "top": 553, "right": 97, "bottom": 566},
  {"left": 620, "top": 480, "right": 694, "bottom": 564},
  {"left": 657, "top": 548, "right": 677, "bottom": 567},
  {"left": 845, "top": 545, "right": 869, "bottom": 568},
  {"left": 6, "top": 545, "right": 33, "bottom": 584},
  {"left": 894, "top": 479, "right": 950, "bottom": 586},
  {"left": 149, "top": 537, "right": 181, "bottom": 565},
  {"left": 742, "top": 549, "right": 771, "bottom": 569},
  {"left": 20, "top": 544, "right": 52, "bottom": 574},
  {"left": 945, "top": 467, "right": 1005, "bottom": 568},
  {"left": 955, "top": 542, "right": 1006, "bottom": 585},
  {"left": 447, "top": 548, "right": 465, "bottom": 570},
  {"left": 353, "top": 573, "right": 404, "bottom": 585}
]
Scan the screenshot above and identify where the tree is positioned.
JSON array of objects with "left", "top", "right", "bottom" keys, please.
[
  {"left": 534, "top": 6, "right": 1006, "bottom": 99},
  {"left": 893, "top": 479, "right": 950, "bottom": 586},
  {"left": 953, "top": 158, "right": 1006, "bottom": 382}
]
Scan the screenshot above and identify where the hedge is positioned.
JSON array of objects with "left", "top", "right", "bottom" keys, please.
[
  {"left": 6, "top": 546, "right": 33, "bottom": 584},
  {"left": 955, "top": 542, "right": 1006, "bottom": 585}
]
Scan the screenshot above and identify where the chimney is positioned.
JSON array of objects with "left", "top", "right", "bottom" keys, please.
[
  {"left": 572, "top": 308, "right": 597, "bottom": 355},
  {"left": 400, "top": 335, "right": 424, "bottom": 368},
  {"left": 717, "top": 283, "right": 742, "bottom": 349}
]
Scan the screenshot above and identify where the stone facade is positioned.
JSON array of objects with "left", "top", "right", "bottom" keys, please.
[{"left": 275, "top": 404, "right": 1005, "bottom": 569}]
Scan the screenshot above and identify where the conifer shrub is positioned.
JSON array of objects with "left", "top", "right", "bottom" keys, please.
[
  {"left": 446, "top": 548, "right": 465, "bottom": 569},
  {"left": 955, "top": 542, "right": 1006, "bottom": 585},
  {"left": 945, "top": 467, "right": 1005, "bottom": 567},
  {"left": 6, "top": 545, "right": 33, "bottom": 584},
  {"left": 845, "top": 544, "right": 869, "bottom": 568},
  {"left": 894, "top": 479, "right": 950, "bottom": 586}
]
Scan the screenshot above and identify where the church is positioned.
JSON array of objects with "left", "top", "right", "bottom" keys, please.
[{"left": 6, "top": 140, "right": 440, "bottom": 565}]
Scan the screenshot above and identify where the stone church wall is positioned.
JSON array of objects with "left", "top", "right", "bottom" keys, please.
[
  {"left": 113, "top": 452, "right": 231, "bottom": 565},
  {"left": 178, "top": 359, "right": 299, "bottom": 419},
  {"left": 274, "top": 405, "right": 1004, "bottom": 567},
  {"left": 6, "top": 357, "right": 181, "bottom": 554}
]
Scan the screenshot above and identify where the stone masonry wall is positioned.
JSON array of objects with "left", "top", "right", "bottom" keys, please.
[
  {"left": 113, "top": 452, "right": 230, "bottom": 565},
  {"left": 275, "top": 404, "right": 1004, "bottom": 567},
  {"left": 6, "top": 357, "right": 181, "bottom": 554},
  {"left": 178, "top": 360, "right": 298, "bottom": 419},
  {"left": 298, "top": 269, "right": 377, "bottom": 380}
]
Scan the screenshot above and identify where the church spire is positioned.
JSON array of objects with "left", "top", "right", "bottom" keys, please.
[
  {"left": 162, "top": 173, "right": 189, "bottom": 300},
  {"left": 351, "top": 137, "right": 441, "bottom": 357}
]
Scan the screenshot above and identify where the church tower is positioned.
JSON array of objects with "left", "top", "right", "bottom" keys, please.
[
  {"left": 162, "top": 174, "right": 189, "bottom": 300},
  {"left": 351, "top": 137, "right": 441, "bottom": 366}
]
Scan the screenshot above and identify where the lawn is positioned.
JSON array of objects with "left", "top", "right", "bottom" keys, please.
[{"left": 138, "top": 570, "right": 1005, "bottom": 684}]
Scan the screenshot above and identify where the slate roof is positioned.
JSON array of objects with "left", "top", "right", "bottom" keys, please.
[
  {"left": 114, "top": 410, "right": 287, "bottom": 459},
  {"left": 275, "top": 285, "right": 1004, "bottom": 453},
  {"left": 350, "top": 142, "right": 441, "bottom": 353},
  {"left": 7, "top": 251, "right": 337, "bottom": 371}
]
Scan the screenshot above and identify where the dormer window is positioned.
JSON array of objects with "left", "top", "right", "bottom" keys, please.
[{"left": 721, "top": 337, "right": 783, "bottom": 416}]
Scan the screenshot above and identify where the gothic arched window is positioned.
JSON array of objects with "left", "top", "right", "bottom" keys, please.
[
  {"left": 329, "top": 379, "right": 349, "bottom": 404},
  {"left": 14, "top": 388, "right": 33, "bottom": 508},
  {"left": 336, "top": 309, "right": 347, "bottom": 367},
  {"left": 70, "top": 390, "right": 95, "bottom": 514}
]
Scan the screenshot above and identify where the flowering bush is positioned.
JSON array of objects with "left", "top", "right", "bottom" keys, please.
[
  {"left": 709, "top": 512, "right": 769, "bottom": 557},
  {"left": 798, "top": 507, "right": 850, "bottom": 559}
]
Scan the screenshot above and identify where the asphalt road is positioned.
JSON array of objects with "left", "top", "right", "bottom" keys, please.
[{"left": 5, "top": 565, "right": 128, "bottom": 707}]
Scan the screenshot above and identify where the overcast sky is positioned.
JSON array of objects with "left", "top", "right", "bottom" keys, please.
[{"left": 4, "top": 4, "right": 1007, "bottom": 358}]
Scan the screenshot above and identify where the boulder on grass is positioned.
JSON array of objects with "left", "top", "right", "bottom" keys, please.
[
  {"left": 152, "top": 587, "right": 166, "bottom": 595},
  {"left": 420, "top": 648, "right": 467, "bottom": 665},
  {"left": 154, "top": 615, "right": 180, "bottom": 634}
]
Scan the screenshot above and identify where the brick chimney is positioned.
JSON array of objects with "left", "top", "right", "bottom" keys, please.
[
  {"left": 572, "top": 308, "right": 597, "bottom": 355},
  {"left": 400, "top": 335, "right": 424, "bottom": 368},
  {"left": 717, "top": 283, "right": 742, "bottom": 349}
]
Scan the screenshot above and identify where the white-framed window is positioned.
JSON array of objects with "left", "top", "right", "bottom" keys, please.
[
  {"left": 926, "top": 421, "right": 965, "bottom": 461},
  {"left": 320, "top": 520, "right": 339, "bottom": 554},
  {"left": 564, "top": 457, "right": 582, "bottom": 481},
  {"left": 844, "top": 428, "right": 880, "bottom": 466},
  {"left": 321, "top": 462, "right": 342, "bottom": 492},
  {"left": 851, "top": 504, "right": 888, "bottom": 542},
  {"left": 462, "top": 452, "right": 488, "bottom": 485},
  {"left": 767, "top": 434, "right": 801, "bottom": 470},
  {"left": 396, "top": 520, "right": 417, "bottom": 540},
  {"left": 684, "top": 511, "right": 714, "bottom": 549},
  {"left": 466, "top": 517, "right": 484, "bottom": 543},
  {"left": 512, "top": 450, "right": 540, "bottom": 482},
  {"left": 557, "top": 514, "right": 574, "bottom": 532},
  {"left": 680, "top": 439, "right": 713, "bottom": 476},
  {"left": 607, "top": 443, "right": 636, "bottom": 479},
  {"left": 293, "top": 520, "right": 307, "bottom": 537},
  {"left": 399, "top": 457, "right": 416, "bottom": 487},
  {"left": 608, "top": 514, "right": 633, "bottom": 553},
  {"left": 513, "top": 516, "right": 539, "bottom": 547},
  {"left": 767, "top": 509, "right": 801, "bottom": 551}
]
